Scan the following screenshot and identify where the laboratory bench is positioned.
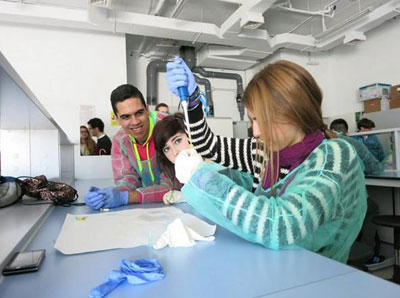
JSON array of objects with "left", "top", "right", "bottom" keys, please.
[
  {"left": 0, "top": 179, "right": 399, "bottom": 297},
  {"left": 366, "top": 170, "right": 400, "bottom": 188}
]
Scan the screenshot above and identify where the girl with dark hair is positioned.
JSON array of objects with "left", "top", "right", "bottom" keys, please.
[{"left": 153, "top": 113, "right": 192, "bottom": 204}]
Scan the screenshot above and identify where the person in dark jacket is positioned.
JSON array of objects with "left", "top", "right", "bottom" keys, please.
[{"left": 88, "top": 117, "right": 112, "bottom": 155}]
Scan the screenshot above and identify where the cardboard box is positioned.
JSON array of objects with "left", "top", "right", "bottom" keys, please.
[
  {"left": 363, "top": 98, "right": 381, "bottom": 113},
  {"left": 390, "top": 99, "right": 400, "bottom": 109},
  {"left": 359, "top": 83, "right": 391, "bottom": 101},
  {"left": 391, "top": 84, "right": 400, "bottom": 101}
]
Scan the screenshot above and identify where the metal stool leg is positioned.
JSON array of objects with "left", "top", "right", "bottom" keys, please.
[{"left": 392, "top": 228, "right": 400, "bottom": 284}]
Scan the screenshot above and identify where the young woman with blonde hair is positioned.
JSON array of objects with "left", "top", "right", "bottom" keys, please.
[
  {"left": 166, "top": 58, "right": 367, "bottom": 263},
  {"left": 80, "top": 125, "right": 97, "bottom": 156}
]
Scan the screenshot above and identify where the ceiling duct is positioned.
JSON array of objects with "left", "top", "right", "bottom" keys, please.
[{"left": 146, "top": 60, "right": 168, "bottom": 106}]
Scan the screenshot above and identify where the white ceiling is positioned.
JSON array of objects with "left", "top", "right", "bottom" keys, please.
[{"left": 0, "top": 0, "right": 399, "bottom": 69}]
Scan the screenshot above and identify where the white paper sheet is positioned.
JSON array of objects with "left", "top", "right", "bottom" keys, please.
[{"left": 54, "top": 207, "right": 216, "bottom": 255}]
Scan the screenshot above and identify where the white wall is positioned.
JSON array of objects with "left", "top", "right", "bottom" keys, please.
[
  {"left": 0, "top": 23, "right": 127, "bottom": 143},
  {"left": 246, "top": 17, "right": 400, "bottom": 119},
  {"left": 327, "top": 17, "right": 400, "bottom": 117},
  {"left": 0, "top": 23, "right": 127, "bottom": 180},
  {"left": 74, "top": 145, "right": 113, "bottom": 180},
  {"left": 0, "top": 67, "right": 60, "bottom": 179}
]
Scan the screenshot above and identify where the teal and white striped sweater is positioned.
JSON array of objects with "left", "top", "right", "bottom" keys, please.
[{"left": 182, "top": 137, "right": 368, "bottom": 263}]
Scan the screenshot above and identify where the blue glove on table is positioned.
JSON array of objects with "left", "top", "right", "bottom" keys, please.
[
  {"left": 166, "top": 57, "right": 198, "bottom": 99},
  {"left": 98, "top": 187, "right": 129, "bottom": 209},
  {"left": 84, "top": 187, "right": 128, "bottom": 210},
  {"left": 89, "top": 259, "right": 165, "bottom": 298},
  {"left": 84, "top": 186, "right": 105, "bottom": 210}
]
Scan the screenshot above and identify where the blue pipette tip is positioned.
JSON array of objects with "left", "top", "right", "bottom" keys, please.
[{"left": 178, "top": 86, "right": 188, "bottom": 101}]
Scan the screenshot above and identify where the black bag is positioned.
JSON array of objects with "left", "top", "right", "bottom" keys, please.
[
  {"left": 0, "top": 176, "right": 24, "bottom": 208},
  {"left": 21, "top": 175, "right": 78, "bottom": 206}
]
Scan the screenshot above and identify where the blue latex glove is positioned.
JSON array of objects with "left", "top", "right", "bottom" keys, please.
[
  {"left": 85, "top": 187, "right": 105, "bottom": 210},
  {"left": 90, "top": 259, "right": 165, "bottom": 298},
  {"left": 97, "top": 187, "right": 129, "bottom": 209},
  {"left": 166, "top": 57, "right": 197, "bottom": 98}
]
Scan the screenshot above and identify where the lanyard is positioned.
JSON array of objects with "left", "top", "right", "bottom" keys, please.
[{"left": 130, "top": 115, "right": 155, "bottom": 183}]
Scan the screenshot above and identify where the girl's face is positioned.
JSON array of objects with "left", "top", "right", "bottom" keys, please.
[
  {"left": 80, "top": 128, "right": 88, "bottom": 139},
  {"left": 247, "top": 109, "right": 305, "bottom": 151},
  {"left": 163, "top": 132, "right": 190, "bottom": 164}
]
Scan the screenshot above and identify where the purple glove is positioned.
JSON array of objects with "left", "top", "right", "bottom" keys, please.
[
  {"left": 166, "top": 57, "right": 198, "bottom": 99},
  {"left": 98, "top": 187, "right": 129, "bottom": 209}
]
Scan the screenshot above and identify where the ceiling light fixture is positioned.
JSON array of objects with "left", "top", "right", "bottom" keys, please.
[
  {"left": 240, "top": 12, "right": 264, "bottom": 30},
  {"left": 90, "top": 0, "right": 113, "bottom": 8},
  {"left": 343, "top": 31, "right": 366, "bottom": 44}
]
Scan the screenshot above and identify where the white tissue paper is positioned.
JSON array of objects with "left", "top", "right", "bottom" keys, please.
[
  {"left": 163, "top": 190, "right": 186, "bottom": 205},
  {"left": 175, "top": 149, "right": 203, "bottom": 183},
  {"left": 153, "top": 218, "right": 215, "bottom": 249}
]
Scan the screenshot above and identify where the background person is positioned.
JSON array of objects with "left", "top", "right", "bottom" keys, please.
[
  {"left": 87, "top": 117, "right": 112, "bottom": 155},
  {"left": 155, "top": 103, "right": 169, "bottom": 114},
  {"left": 329, "top": 118, "right": 350, "bottom": 136},
  {"left": 353, "top": 118, "right": 385, "bottom": 162},
  {"left": 166, "top": 58, "right": 367, "bottom": 263},
  {"left": 80, "top": 125, "right": 96, "bottom": 156},
  {"left": 330, "top": 118, "right": 385, "bottom": 265}
]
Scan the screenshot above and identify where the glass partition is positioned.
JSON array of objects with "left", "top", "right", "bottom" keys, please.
[{"left": 350, "top": 129, "right": 400, "bottom": 172}]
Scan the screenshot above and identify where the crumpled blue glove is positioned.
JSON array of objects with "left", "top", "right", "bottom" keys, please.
[
  {"left": 84, "top": 187, "right": 129, "bottom": 210},
  {"left": 166, "top": 57, "right": 198, "bottom": 98},
  {"left": 89, "top": 259, "right": 165, "bottom": 298}
]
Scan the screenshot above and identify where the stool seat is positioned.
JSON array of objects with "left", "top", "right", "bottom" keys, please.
[{"left": 372, "top": 215, "right": 400, "bottom": 229}]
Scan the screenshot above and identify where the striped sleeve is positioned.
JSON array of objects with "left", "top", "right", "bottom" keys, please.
[
  {"left": 188, "top": 104, "right": 262, "bottom": 184},
  {"left": 182, "top": 138, "right": 365, "bottom": 250}
]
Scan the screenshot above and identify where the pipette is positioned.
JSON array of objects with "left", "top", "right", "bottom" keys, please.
[{"left": 178, "top": 86, "right": 193, "bottom": 146}]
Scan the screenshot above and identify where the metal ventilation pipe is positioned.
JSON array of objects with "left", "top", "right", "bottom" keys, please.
[
  {"left": 192, "top": 66, "right": 245, "bottom": 120},
  {"left": 146, "top": 60, "right": 168, "bottom": 105},
  {"left": 145, "top": 46, "right": 245, "bottom": 120},
  {"left": 180, "top": 46, "right": 245, "bottom": 120},
  {"left": 179, "top": 46, "right": 196, "bottom": 69},
  {"left": 194, "top": 74, "right": 214, "bottom": 116}
]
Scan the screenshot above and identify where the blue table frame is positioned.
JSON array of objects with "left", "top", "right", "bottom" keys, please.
[{"left": 1, "top": 180, "right": 399, "bottom": 297}]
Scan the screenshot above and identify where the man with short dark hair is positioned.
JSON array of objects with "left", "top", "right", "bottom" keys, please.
[
  {"left": 84, "top": 84, "right": 171, "bottom": 209},
  {"left": 87, "top": 118, "right": 112, "bottom": 155},
  {"left": 329, "top": 118, "right": 349, "bottom": 136},
  {"left": 155, "top": 103, "right": 169, "bottom": 114}
]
